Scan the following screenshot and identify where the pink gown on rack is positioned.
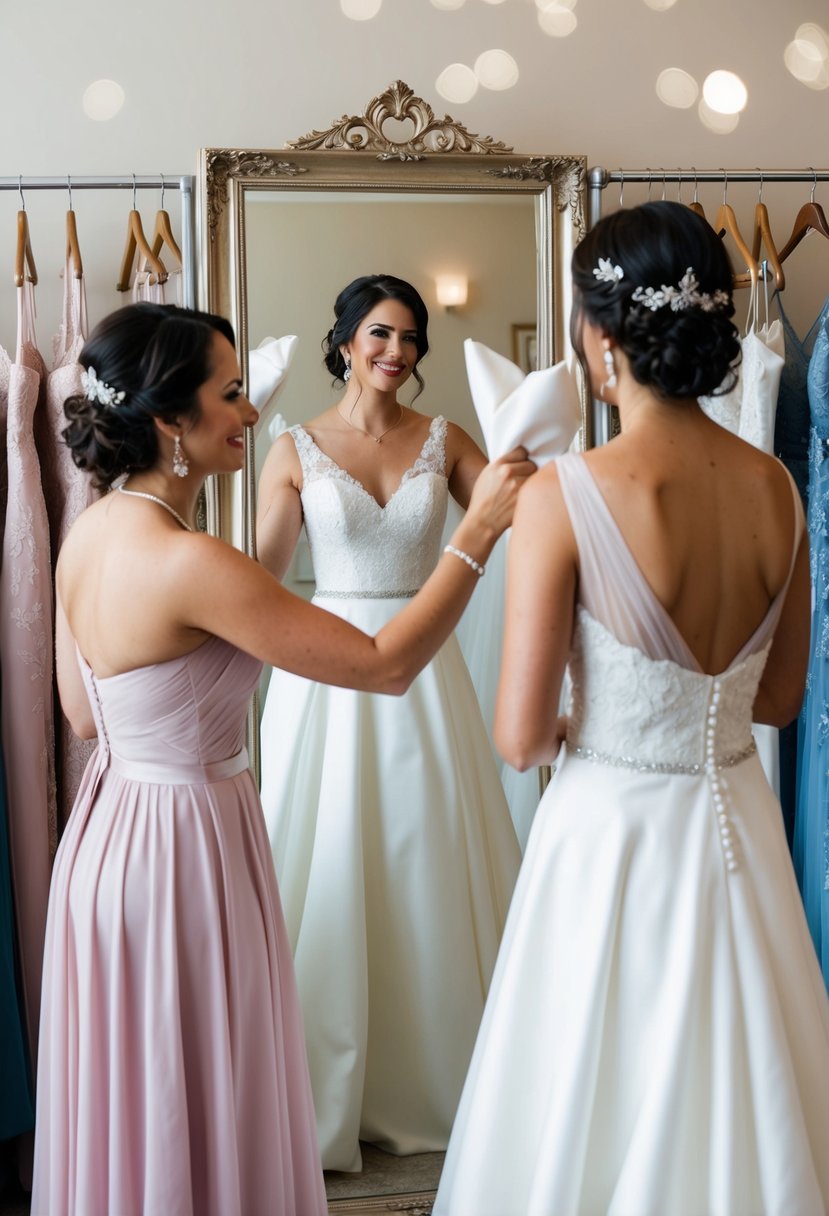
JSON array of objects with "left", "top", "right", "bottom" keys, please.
[
  {"left": 0, "top": 280, "right": 56, "bottom": 1076},
  {"left": 434, "top": 452, "right": 829, "bottom": 1216},
  {"left": 45, "top": 257, "right": 97, "bottom": 826},
  {"left": 32, "top": 633, "right": 327, "bottom": 1216}
]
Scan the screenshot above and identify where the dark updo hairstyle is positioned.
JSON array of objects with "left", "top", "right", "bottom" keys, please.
[
  {"left": 63, "top": 302, "right": 235, "bottom": 490},
  {"left": 571, "top": 200, "right": 741, "bottom": 400},
  {"left": 322, "top": 274, "right": 429, "bottom": 400}
]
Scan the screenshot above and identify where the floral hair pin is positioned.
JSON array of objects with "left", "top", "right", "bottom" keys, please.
[
  {"left": 593, "top": 258, "right": 624, "bottom": 284},
  {"left": 631, "top": 268, "right": 730, "bottom": 313},
  {"left": 80, "top": 366, "right": 126, "bottom": 408}
]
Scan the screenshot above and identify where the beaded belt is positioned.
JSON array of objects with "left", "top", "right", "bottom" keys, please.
[
  {"left": 314, "top": 589, "right": 419, "bottom": 599},
  {"left": 567, "top": 739, "right": 756, "bottom": 776}
]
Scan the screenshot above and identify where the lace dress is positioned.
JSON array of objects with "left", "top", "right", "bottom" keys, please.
[
  {"left": 259, "top": 417, "right": 521, "bottom": 1172},
  {"left": 434, "top": 452, "right": 829, "bottom": 1216},
  {"left": 32, "top": 635, "right": 327, "bottom": 1216},
  {"left": 794, "top": 292, "right": 829, "bottom": 991}
]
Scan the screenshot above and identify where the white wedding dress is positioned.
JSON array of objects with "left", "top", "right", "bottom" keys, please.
[
  {"left": 259, "top": 416, "right": 521, "bottom": 1173},
  {"left": 434, "top": 453, "right": 829, "bottom": 1216}
]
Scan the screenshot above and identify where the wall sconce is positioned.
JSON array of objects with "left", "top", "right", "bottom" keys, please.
[{"left": 435, "top": 273, "right": 468, "bottom": 311}]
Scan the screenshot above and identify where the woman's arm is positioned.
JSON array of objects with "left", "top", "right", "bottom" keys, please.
[
  {"left": 55, "top": 595, "right": 97, "bottom": 740},
  {"left": 446, "top": 423, "right": 488, "bottom": 510},
  {"left": 256, "top": 432, "right": 303, "bottom": 579},
  {"left": 177, "top": 450, "right": 535, "bottom": 695},
  {"left": 753, "top": 530, "right": 810, "bottom": 727},
  {"left": 494, "top": 465, "right": 578, "bottom": 770}
]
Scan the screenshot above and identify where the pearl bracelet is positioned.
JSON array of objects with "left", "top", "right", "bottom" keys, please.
[{"left": 444, "top": 544, "right": 485, "bottom": 577}]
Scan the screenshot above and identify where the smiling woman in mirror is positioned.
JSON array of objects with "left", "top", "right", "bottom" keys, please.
[{"left": 256, "top": 274, "right": 523, "bottom": 1173}]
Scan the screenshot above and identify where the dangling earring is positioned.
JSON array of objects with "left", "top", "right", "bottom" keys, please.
[
  {"left": 343, "top": 357, "right": 352, "bottom": 384},
  {"left": 599, "top": 342, "right": 617, "bottom": 399},
  {"left": 172, "top": 435, "right": 189, "bottom": 478}
]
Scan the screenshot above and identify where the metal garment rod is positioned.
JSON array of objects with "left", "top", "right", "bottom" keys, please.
[
  {"left": 588, "top": 167, "right": 829, "bottom": 228},
  {"left": 0, "top": 175, "right": 196, "bottom": 308}
]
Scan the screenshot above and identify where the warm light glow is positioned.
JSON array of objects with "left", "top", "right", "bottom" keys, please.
[
  {"left": 785, "top": 24, "right": 829, "bottom": 89},
  {"left": 430, "top": 0, "right": 466, "bottom": 8},
  {"left": 537, "top": 3, "right": 578, "bottom": 37},
  {"left": 643, "top": 0, "right": 678, "bottom": 10},
  {"left": 480, "top": 0, "right": 508, "bottom": 4},
  {"left": 698, "top": 98, "right": 740, "bottom": 134},
  {"left": 435, "top": 63, "right": 478, "bottom": 104},
  {"left": 474, "top": 49, "right": 519, "bottom": 91},
  {"left": 656, "top": 67, "right": 698, "bottom": 108},
  {"left": 82, "top": 79, "right": 125, "bottom": 121},
  {"left": 535, "top": 0, "right": 577, "bottom": 9},
  {"left": 701, "top": 69, "right": 748, "bottom": 114},
  {"left": 435, "top": 274, "right": 468, "bottom": 309},
  {"left": 340, "top": 0, "right": 382, "bottom": 15}
]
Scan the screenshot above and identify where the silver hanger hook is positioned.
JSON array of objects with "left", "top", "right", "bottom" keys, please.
[
  {"left": 721, "top": 168, "right": 729, "bottom": 207},
  {"left": 676, "top": 168, "right": 683, "bottom": 204},
  {"left": 810, "top": 166, "right": 817, "bottom": 203},
  {"left": 67, "top": 173, "right": 73, "bottom": 211},
  {"left": 661, "top": 168, "right": 667, "bottom": 202},
  {"left": 691, "top": 166, "right": 699, "bottom": 204},
  {"left": 159, "top": 171, "right": 165, "bottom": 210},
  {"left": 18, "top": 174, "right": 25, "bottom": 211},
  {"left": 132, "top": 173, "right": 137, "bottom": 211},
  {"left": 618, "top": 168, "right": 624, "bottom": 209},
  {"left": 756, "top": 168, "right": 763, "bottom": 204},
  {"left": 646, "top": 168, "right": 653, "bottom": 201}
]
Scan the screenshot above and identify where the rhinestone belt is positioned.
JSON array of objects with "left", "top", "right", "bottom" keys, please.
[
  {"left": 314, "top": 588, "right": 419, "bottom": 599},
  {"left": 568, "top": 739, "right": 756, "bottom": 776}
]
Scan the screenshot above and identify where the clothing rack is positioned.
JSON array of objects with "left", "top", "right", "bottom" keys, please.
[
  {"left": 588, "top": 168, "right": 829, "bottom": 227},
  {"left": 0, "top": 175, "right": 196, "bottom": 306}
]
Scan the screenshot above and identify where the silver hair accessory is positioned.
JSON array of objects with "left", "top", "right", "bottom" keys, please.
[
  {"left": 593, "top": 258, "right": 624, "bottom": 284},
  {"left": 631, "top": 267, "right": 730, "bottom": 313},
  {"left": 80, "top": 366, "right": 125, "bottom": 407}
]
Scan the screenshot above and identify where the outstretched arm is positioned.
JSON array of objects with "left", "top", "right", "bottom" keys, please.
[
  {"left": 256, "top": 431, "right": 304, "bottom": 580},
  {"left": 494, "top": 464, "right": 578, "bottom": 770}
]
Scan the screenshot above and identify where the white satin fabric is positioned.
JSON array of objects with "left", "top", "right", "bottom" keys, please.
[{"left": 435, "top": 454, "right": 829, "bottom": 1216}]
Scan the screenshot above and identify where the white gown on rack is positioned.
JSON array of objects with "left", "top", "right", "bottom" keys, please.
[
  {"left": 434, "top": 453, "right": 829, "bottom": 1216},
  {"left": 259, "top": 416, "right": 521, "bottom": 1173}
]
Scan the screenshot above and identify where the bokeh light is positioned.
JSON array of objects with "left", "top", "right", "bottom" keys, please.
[
  {"left": 430, "top": 0, "right": 466, "bottom": 8},
  {"left": 702, "top": 69, "right": 747, "bottom": 114},
  {"left": 698, "top": 98, "right": 740, "bottom": 134},
  {"left": 474, "top": 49, "right": 520, "bottom": 91},
  {"left": 656, "top": 67, "right": 699, "bottom": 108},
  {"left": 435, "top": 63, "right": 479, "bottom": 103},
  {"left": 340, "top": 0, "right": 382, "bottom": 17},
  {"left": 537, "top": 3, "right": 578, "bottom": 37},
  {"left": 643, "top": 0, "right": 678, "bottom": 10},
  {"left": 785, "top": 24, "right": 829, "bottom": 89},
  {"left": 82, "top": 79, "right": 125, "bottom": 121}
]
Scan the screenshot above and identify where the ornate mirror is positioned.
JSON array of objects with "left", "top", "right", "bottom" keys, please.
[{"left": 200, "top": 82, "right": 586, "bottom": 1215}]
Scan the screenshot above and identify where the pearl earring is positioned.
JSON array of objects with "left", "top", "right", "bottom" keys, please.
[{"left": 599, "top": 344, "right": 617, "bottom": 399}]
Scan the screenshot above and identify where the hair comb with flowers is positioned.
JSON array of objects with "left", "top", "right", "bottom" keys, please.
[
  {"left": 592, "top": 259, "right": 729, "bottom": 313},
  {"left": 80, "top": 366, "right": 125, "bottom": 407}
]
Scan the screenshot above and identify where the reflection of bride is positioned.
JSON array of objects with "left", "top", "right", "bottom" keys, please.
[{"left": 256, "top": 274, "right": 521, "bottom": 1172}]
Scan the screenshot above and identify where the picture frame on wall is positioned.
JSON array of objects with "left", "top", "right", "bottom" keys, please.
[{"left": 512, "top": 323, "right": 537, "bottom": 373}]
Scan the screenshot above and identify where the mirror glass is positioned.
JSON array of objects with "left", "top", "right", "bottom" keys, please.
[{"left": 201, "top": 87, "right": 585, "bottom": 1214}]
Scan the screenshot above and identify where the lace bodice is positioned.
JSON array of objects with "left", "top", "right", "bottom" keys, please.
[
  {"left": 290, "top": 417, "right": 448, "bottom": 595},
  {"left": 556, "top": 453, "right": 803, "bottom": 772}
]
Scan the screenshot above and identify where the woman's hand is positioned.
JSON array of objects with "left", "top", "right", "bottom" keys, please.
[{"left": 464, "top": 447, "right": 536, "bottom": 541}]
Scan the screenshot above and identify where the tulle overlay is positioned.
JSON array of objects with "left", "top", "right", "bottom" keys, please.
[
  {"left": 434, "top": 453, "right": 829, "bottom": 1216},
  {"left": 32, "top": 635, "right": 326, "bottom": 1216}
]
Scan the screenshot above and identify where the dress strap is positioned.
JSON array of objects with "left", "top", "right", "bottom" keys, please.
[{"left": 402, "top": 416, "right": 447, "bottom": 483}]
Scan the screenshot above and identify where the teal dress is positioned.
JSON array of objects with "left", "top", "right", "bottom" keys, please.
[
  {"left": 0, "top": 740, "right": 34, "bottom": 1139},
  {"left": 793, "top": 291, "right": 829, "bottom": 991}
]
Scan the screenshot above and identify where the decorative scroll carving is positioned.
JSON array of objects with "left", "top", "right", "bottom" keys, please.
[
  {"left": 287, "top": 79, "right": 513, "bottom": 162},
  {"left": 488, "top": 155, "right": 587, "bottom": 238},
  {"left": 204, "top": 150, "right": 307, "bottom": 236}
]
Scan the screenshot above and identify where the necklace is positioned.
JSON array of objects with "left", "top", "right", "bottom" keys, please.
[
  {"left": 338, "top": 402, "right": 404, "bottom": 444},
  {"left": 117, "top": 484, "right": 194, "bottom": 532}
]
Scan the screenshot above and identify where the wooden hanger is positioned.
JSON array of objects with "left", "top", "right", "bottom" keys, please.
[
  {"left": 733, "top": 176, "right": 785, "bottom": 291},
  {"left": 778, "top": 171, "right": 829, "bottom": 263},
  {"left": 687, "top": 168, "right": 706, "bottom": 220},
  {"left": 713, "top": 173, "right": 759, "bottom": 290},
  {"left": 149, "top": 177, "right": 182, "bottom": 267},
  {"left": 117, "top": 178, "right": 167, "bottom": 292},
  {"left": 65, "top": 178, "right": 83, "bottom": 280},
  {"left": 15, "top": 209, "right": 37, "bottom": 288}
]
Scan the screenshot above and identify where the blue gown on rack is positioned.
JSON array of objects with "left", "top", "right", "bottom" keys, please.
[
  {"left": 794, "top": 291, "right": 829, "bottom": 991},
  {"left": 0, "top": 741, "right": 34, "bottom": 1140}
]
